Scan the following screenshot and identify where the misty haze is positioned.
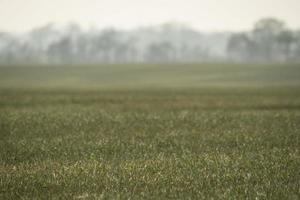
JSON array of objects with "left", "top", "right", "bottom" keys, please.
[
  {"left": 0, "top": 0, "right": 299, "bottom": 199},
  {"left": 0, "top": 18, "right": 300, "bottom": 64}
]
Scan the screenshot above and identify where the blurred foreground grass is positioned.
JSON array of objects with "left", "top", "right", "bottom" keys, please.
[{"left": 0, "top": 64, "right": 299, "bottom": 199}]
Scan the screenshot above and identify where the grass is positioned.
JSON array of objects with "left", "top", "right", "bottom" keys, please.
[
  {"left": 1, "top": 63, "right": 300, "bottom": 89},
  {"left": 0, "top": 64, "right": 300, "bottom": 199}
]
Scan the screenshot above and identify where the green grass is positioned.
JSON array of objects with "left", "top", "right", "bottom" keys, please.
[
  {"left": 0, "top": 64, "right": 300, "bottom": 199},
  {"left": 1, "top": 63, "right": 300, "bottom": 89}
]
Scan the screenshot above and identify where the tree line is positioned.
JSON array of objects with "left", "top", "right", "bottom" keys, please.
[
  {"left": 0, "top": 18, "right": 299, "bottom": 64},
  {"left": 227, "top": 18, "right": 300, "bottom": 63}
]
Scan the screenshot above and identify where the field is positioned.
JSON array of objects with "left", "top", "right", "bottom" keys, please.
[{"left": 0, "top": 64, "right": 300, "bottom": 199}]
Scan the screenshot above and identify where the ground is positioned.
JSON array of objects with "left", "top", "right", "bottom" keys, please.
[{"left": 0, "top": 64, "right": 299, "bottom": 199}]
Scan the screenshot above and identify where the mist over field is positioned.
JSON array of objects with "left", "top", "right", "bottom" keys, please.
[
  {"left": 1, "top": 18, "right": 300, "bottom": 64},
  {"left": 1, "top": 0, "right": 300, "bottom": 199}
]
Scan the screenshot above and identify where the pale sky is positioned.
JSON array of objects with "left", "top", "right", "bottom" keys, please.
[{"left": 0, "top": 0, "right": 300, "bottom": 32}]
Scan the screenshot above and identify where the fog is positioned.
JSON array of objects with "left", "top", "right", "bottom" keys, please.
[
  {"left": 0, "top": 18, "right": 300, "bottom": 64},
  {"left": 1, "top": 0, "right": 300, "bottom": 32},
  {"left": 0, "top": 0, "right": 300, "bottom": 64}
]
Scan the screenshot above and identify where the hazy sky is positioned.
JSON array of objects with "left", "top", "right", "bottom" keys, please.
[{"left": 1, "top": 0, "right": 300, "bottom": 32}]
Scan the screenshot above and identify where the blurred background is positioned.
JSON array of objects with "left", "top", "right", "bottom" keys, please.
[{"left": 0, "top": 0, "right": 300, "bottom": 65}]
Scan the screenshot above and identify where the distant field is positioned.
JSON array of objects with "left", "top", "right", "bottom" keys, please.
[
  {"left": 0, "top": 63, "right": 300, "bottom": 89},
  {"left": 0, "top": 64, "right": 299, "bottom": 199}
]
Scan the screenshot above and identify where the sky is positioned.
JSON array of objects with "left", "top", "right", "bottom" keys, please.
[{"left": 0, "top": 0, "right": 300, "bottom": 32}]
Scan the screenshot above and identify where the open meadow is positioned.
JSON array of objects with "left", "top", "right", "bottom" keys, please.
[{"left": 0, "top": 64, "right": 300, "bottom": 199}]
